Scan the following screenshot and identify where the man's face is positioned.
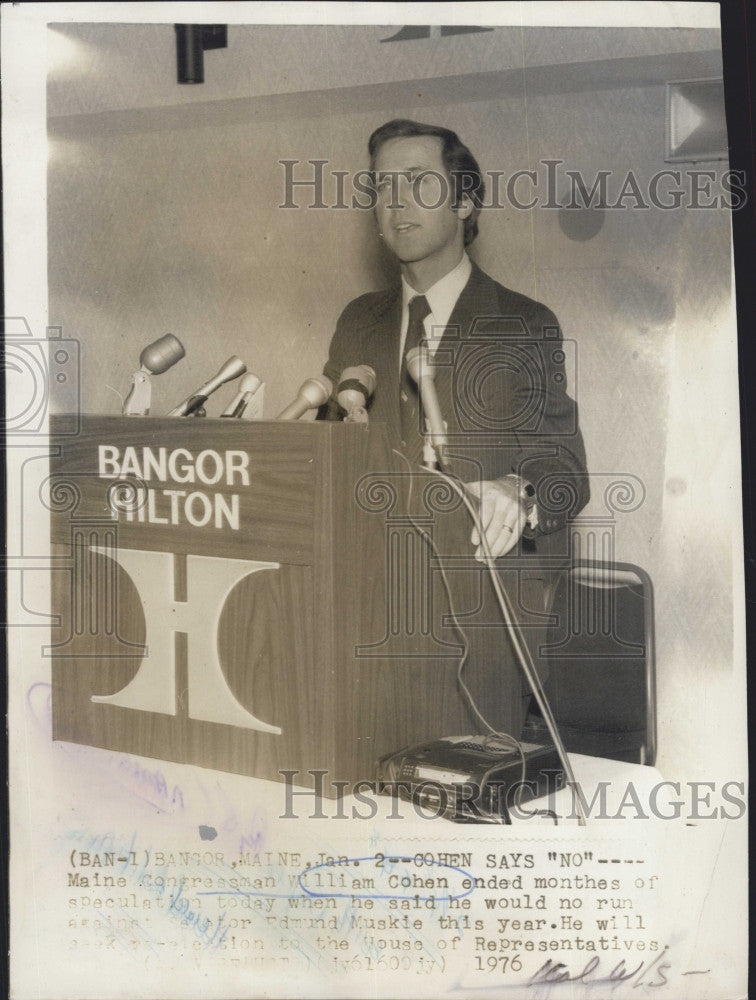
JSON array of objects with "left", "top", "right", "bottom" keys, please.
[{"left": 373, "top": 135, "right": 466, "bottom": 274}]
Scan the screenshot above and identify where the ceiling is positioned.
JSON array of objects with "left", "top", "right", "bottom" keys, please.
[{"left": 47, "top": 23, "right": 723, "bottom": 138}]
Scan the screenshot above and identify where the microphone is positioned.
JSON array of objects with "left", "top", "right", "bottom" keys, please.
[
  {"left": 122, "top": 334, "right": 186, "bottom": 416},
  {"left": 221, "top": 373, "right": 263, "bottom": 419},
  {"left": 139, "top": 334, "right": 186, "bottom": 375},
  {"left": 276, "top": 376, "right": 333, "bottom": 420},
  {"left": 167, "top": 356, "right": 247, "bottom": 417},
  {"left": 406, "top": 345, "right": 449, "bottom": 470},
  {"left": 337, "top": 365, "right": 376, "bottom": 423}
]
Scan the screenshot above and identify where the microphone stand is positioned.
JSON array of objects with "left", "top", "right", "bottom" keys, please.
[
  {"left": 405, "top": 345, "right": 451, "bottom": 472},
  {"left": 122, "top": 334, "right": 186, "bottom": 416},
  {"left": 420, "top": 423, "right": 442, "bottom": 469}
]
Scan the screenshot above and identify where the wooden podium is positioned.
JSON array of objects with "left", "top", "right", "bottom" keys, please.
[{"left": 49, "top": 416, "right": 538, "bottom": 794}]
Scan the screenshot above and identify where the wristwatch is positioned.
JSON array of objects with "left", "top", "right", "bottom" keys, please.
[{"left": 506, "top": 475, "right": 538, "bottom": 529}]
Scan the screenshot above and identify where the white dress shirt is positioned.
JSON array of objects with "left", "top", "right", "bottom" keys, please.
[{"left": 398, "top": 253, "right": 472, "bottom": 365}]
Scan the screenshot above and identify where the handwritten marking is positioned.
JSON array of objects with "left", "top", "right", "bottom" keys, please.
[
  {"left": 167, "top": 882, "right": 228, "bottom": 949},
  {"left": 528, "top": 947, "right": 671, "bottom": 989}
]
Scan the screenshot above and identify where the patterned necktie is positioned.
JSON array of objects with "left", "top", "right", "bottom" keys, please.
[{"left": 400, "top": 295, "right": 431, "bottom": 451}]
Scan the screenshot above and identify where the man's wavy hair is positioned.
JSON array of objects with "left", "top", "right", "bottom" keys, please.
[{"left": 368, "top": 119, "right": 485, "bottom": 247}]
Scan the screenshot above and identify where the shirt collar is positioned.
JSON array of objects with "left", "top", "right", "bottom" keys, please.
[{"left": 401, "top": 253, "right": 472, "bottom": 335}]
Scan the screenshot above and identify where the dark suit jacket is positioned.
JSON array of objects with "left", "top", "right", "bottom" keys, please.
[{"left": 319, "top": 262, "right": 589, "bottom": 558}]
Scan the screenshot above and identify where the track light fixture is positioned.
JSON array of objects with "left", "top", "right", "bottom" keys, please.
[{"left": 175, "top": 24, "right": 227, "bottom": 84}]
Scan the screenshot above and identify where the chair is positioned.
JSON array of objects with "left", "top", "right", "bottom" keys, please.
[{"left": 522, "top": 560, "right": 656, "bottom": 766}]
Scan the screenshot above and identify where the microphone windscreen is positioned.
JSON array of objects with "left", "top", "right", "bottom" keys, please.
[
  {"left": 339, "top": 365, "right": 376, "bottom": 397},
  {"left": 220, "top": 372, "right": 263, "bottom": 418},
  {"left": 405, "top": 345, "right": 431, "bottom": 385},
  {"left": 212, "top": 356, "right": 247, "bottom": 385},
  {"left": 300, "top": 375, "right": 332, "bottom": 408},
  {"left": 237, "top": 373, "right": 262, "bottom": 395},
  {"left": 140, "top": 334, "right": 186, "bottom": 375},
  {"left": 276, "top": 376, "right": 333, "bottom": 420}
]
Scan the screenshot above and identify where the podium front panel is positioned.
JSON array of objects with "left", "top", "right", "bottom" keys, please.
[{"left": 50, "top": 416, "right": 526, "bottom": 794}]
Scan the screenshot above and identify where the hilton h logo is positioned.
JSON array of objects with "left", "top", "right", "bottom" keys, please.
[{"left": 91, "top": 547, "right": 282, "bottom": 734}]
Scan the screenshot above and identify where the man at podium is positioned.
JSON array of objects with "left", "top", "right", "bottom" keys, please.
[{"left": 319, "top": 118, "right": 589, "bottom": 562}]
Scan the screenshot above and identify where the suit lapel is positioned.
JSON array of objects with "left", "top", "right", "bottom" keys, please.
[
  {"left": 369, "top": 287, "right": 404, "bottom": 447},
  {"left": 431, "top": 264, "right": 499, "bottom": 439},
  {"left": 441, "top": 262, "right": 499, "bottom": 346},
  {"left": 369, "top": 265, "right": 501, "bottom": 455}
]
